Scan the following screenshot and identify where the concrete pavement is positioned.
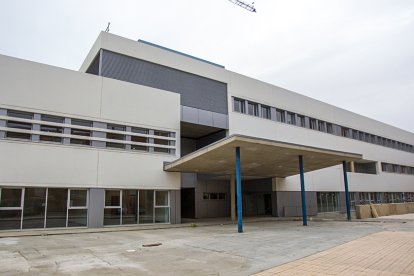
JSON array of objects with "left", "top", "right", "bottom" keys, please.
[{"left": 1, "top": 219, "right": 414, "bottom": 275}]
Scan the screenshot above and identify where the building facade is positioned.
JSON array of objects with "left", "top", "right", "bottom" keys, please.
[{"left": 0, "top": 32, "right": 413, "bottom": 230}]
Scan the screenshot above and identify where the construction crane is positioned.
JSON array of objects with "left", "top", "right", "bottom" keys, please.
[{"left": 227, "top": 0, "right": 256, "bottom": 12}]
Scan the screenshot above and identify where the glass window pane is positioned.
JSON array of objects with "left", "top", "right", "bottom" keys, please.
[
  {"left": 46, "top": 188, "right": 67, "bottom": 228},
  {"left": 155, "top": 207, "right": 169, "bottom": 223},
  {"left": 8, "top": 110, "right": 33, "bottom": 119},
  {"left": 68, "top": 209, "right": 87, "bottom": 227},
  {"left": 23, "top": 188, "right": 46, "bottom": 229},
  {"left": 139, "top": 190, "right": 154, "bottom": 224},
  {"left": 0, "top": 188, "right": 22, "bottom": 207},
  {"left": 70, "top": 190, "right": 87, "bottom": 207},
  {"left": 104, "top": 208, "right": 121, "bottom": 226},
  {"left": 155, "top": 191, "right": 169, "bottom": 206},
  {"left": 105, "top": 190, "right": 120, "bottom": 207},
  {"left": 0, "top": 210, "right": 22, "bottom": 230},
  {"left": 122, "top": 190, "right": 138, "bottom": 225}
]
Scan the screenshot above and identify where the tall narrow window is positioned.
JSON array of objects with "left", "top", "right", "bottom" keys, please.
[
  {"left": 309, "top": 118, "right": 317, "bottom": 130},
  {"left": 247, "top": 101, "right": 259, "bottom": 116},
  {"left": 40, "top": 114, "right": 64, "bottom": 143},
  {"left": 286, "top": 112, "right": 296, "bottom": 125},
  {"left": 326, "top": 123, "right": 333, "bottom": 134},
  {"left": 260, "top": 105, "right": 271, "bottom": 119},
  {"left": 233, "top": 98, "right": 245, "bottom": 113},
  {"left": 0, "top": 187, "right": 23, "bottom": 230},
  {"left": 297, "top": 115, "right": 305, "bottom": 127},
  {"left": 341, "top": 127, "right": 350, "bottom": 138},
  {"left": 318, "top": 121, "right": 326, "bottom": 132},
  {"left": 104, "top": 190, "right": 121, "bottom": 225},
  {"left": 276, "top": 109, "right": 285, "bottom": 123}
]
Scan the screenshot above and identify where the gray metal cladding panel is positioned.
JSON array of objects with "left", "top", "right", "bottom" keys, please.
[{"left": 101, "top": 50, "right": 228, "bottom": 114}]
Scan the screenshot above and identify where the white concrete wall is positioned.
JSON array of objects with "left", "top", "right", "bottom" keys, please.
[
  {"left": 227, "top": 72, "right": 414, "bottom": 193},
  {"left": 0, "top": 54, "right": 181, "bottom": 190}
]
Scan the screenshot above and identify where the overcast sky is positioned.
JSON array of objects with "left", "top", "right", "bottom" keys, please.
[{"left": 0, "top": 0, "right": 413, "bottom": 133}]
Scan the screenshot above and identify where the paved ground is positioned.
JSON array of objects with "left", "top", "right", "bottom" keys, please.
[
  {"left": 1, "top": 219, "right": 414, "bottom": 275},
  {"left": 255, "top": 231, "right": 414, "bottom": 275}
]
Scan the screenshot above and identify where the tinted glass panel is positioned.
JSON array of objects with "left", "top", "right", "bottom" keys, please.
[
  {"left": 105, "top": 190, "right": 120, "bottom": 207},
  {"left": 68, "top": 209, "right": 87, "bottom": 227},
  {"left": 6, "top": 132, "right": 31, "bottom": 140},
  {"left": 46, "top": 188, "right": 67, "bottom": 228},
  {"left": 139, "top": 190, "right": 154, "bottom": 223},
  {"left": 104, "top": 208, "right": 121, "bottom": 225},
  {"left": 155, "top": 191, "right": 168, "bottom": 206},
  {"left": 0, "top": 188, "right": 22, "bottom": 207},
  {"left": 155, "top": 208, "right": 169, "bottom": 223},
  {"left": 7, "top": 121, "right": 31, "bottom": 130},
  {"left": 70, "top": 190, "right": 87, "bottom": 207},
  {"left": 0, "top": 210, "right": 21, "bottom": 230},
  {"left": 8, "top": 110, "right": 33, "bottom": 119},
  {"left": 122, "top": 190, "right": 138, "bottom": 225},
  {"left": 71, "top": 119, "right": 92, "bottom": 127},
  {"left": 23, "top": 188, "right": 46, "bottom": 229},
  {"left": 70, "top": 138, "right": 90, "bottom": 146}
]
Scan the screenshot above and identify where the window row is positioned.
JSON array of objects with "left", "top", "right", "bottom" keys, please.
[
  {"left": 0, "top": 187, "right": 87, "bottom": 230},
  {"left": 317, "top": 191, "right": 414, "bottom": 214},
  {"left": 233, "top": 97, "right": 414, "bottom": 154},
  {"left": 381, "top": 162, "right": 414, "bottom": 175},
  {"left": 104, "top": 189, "right": 170, "bottom": 225},
  {"left": 203, "top": 192, "right": 227, "bottom": 200},
  {"left": 1, "top": 109, "right": 176, "bottom": 154}
]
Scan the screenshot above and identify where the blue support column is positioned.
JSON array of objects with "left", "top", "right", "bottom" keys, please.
[
  {"left": 299, "top": 155, "right": 307, "bottom": 226},
  {"left": 342, "top": 161, "right": 351, "bottom": 221},
  {"left": 236, "top": 147, "right": 243, "bottom": 233}
]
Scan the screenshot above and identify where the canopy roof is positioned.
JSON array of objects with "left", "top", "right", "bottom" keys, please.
[{"left": 164, "top": 135, "right": 362, "bottom": 178}]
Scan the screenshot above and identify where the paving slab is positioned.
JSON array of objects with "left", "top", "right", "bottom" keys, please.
[{"left": 0, "top": 220, "right": 413, "bottom": 275}]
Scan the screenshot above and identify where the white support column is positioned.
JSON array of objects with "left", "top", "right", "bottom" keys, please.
[{"left": 230, "top": 174, "right": 236, "bottom": 222}]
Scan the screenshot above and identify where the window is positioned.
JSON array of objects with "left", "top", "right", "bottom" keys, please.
[
  {"left": 139, "top": 190, "right": 154, "bottom": 224},
  {"left": 40, "top": 114, "right": 64, "bottom": 143},
  {"left": 317, "top": 192, "right": 339, "bottom": 213},
  {"left": 276, "top": 109, "right": 285, "bottom": 123},
  {"left": 318, "top": 121, "right": 326, "bottom": 132},
  {"left": 106, "top": 124, "right": 125, "bottom": 149},
  {"left": 341, "top": 127, "right": 350, "bottom": 138},
  {"left": 354, "top": 162, "right": 377, "bottom": 174},
  {"left": 326, "top": 123, "right": 333, "bottom": 134},
  {"left": 261, "top": 105, "right": 271, "bottom": 119},
  {"left": 155, "top": 191, "right": 170, "bottom": 223},
  {"left": 203, "top": 193, "right": 227, "bottom": 200},
  {"left": 0, "top": 187, "right": 23, "bottom": 230},
  {"left": 46, "top": 188, "right": 67, "bottom": 228},
  {"left": 6, "top": 110, "right": 33, "bottom": 140},
  {"left": 23, "top": 188, "right": 46, "bottom": 229},
  {"left": 286, "top": 112, "right": 296, "bottom": 125},
  {"left": 67, "top": 189, "right": 88, "bottom": 227},
  {"left": 131, "top": 127, "right": 148, "bottom": 151},
  {"left": 247, "top": 101, "right": 259, "bottom": 116},
  {"left": 297, "top": 115, "right": 305, "bottom": 127},
  {"left": 309, "top": 118, "right": 317, "bottom": 130},
  {"left": 70, "top": 119, "right": 92, "bottom": 146},
  {"left": 233, "top": 98, "right": 245, "bottom": 113},
  {"left": 104, "top": 190, "right": 121, "bottom": 225},
  {"left": 154, "top": 131, "right": 173, "bottom": 153},
  {"left": 122, "top": 190, "right": 138, "bottom": 225},
  {"left": 352, "top": 130, "right": 358, "bottom": 140}
]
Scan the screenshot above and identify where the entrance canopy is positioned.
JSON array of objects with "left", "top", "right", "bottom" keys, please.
[{"left": 165, "top": 135, "right": 362, "bottom": 177}]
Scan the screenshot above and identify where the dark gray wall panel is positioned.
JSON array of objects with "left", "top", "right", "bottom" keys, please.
[
  {"left": 88, "top": 188, "right": 105, "bottom": 228},
  {"left": 276, "top": 191, "right": 317, "bottom": 217},
  {"left": 101, "top": 50, "right": 228, "bottom": 114}
]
